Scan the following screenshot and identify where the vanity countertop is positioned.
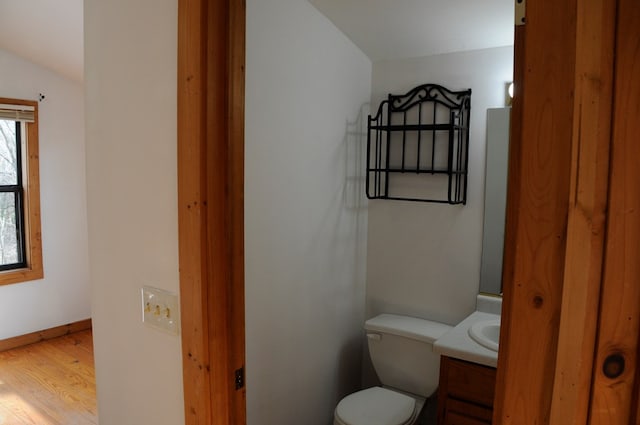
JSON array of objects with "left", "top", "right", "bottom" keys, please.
[{"left": 433, "top": 310, "right": 499, "bottom": 368}]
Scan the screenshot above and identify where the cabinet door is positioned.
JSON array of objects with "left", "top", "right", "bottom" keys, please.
[
  {"left": 444, "top": 358, "right": 496, "bottom": 407},
  {"left": 438, "top": 357, "right": 496, "bottom": 424}
]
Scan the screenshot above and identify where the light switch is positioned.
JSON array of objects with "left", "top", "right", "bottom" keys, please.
[{"left": 141, "top": 286, "right": 180, "bottom": 335}]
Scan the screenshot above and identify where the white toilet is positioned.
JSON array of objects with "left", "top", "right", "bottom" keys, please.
[{"left": 334, "top": 314, "right": 452, "bottom": 425}]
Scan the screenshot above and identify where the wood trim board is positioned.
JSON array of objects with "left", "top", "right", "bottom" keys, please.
[
  {"left": 177, "top": 0, "right": 246, "bottom": 424},
  {"left": 548, "top": 0, "right": 616, "bottom": 423},
  {"left": 588, "top": 0, "right": 640, "bottom": 422},
  {"left": 0, "top": 319, "right": 92, "bottom": 352},
  {"left": 494, "top": 0, "right": 579, "bottom": 420}
]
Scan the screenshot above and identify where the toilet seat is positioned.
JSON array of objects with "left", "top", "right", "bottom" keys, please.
[{"left": 334, "top": 386, "right": 418, "bottom": 425}]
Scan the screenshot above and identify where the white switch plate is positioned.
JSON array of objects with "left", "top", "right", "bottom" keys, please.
[{"left": 141, "top": 286, "right": 180, "bottom": 335}]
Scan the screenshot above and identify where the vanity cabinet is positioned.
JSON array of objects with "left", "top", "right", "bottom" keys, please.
[{"left": 437, "top": 356, "right": 497, "bottom": 425}]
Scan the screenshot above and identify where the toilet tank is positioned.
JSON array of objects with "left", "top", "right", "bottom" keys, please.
[{"left": 365, "top": 314, "right": 452, "bottom": 398}]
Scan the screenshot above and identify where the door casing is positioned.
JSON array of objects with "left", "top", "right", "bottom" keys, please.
[
  {"left": 495, "top": 0, "right": 640, "bottom": 424},
  {"left": 177, "top": 0, "right": 246, "bottom": 424}
]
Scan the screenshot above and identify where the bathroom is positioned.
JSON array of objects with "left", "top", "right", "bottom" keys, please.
[
  {"left": 244, "top": 1, "right": 512, "bottom": 424},
  {"left": 84, "top": 0, "right": 513, "bottom": 423}
]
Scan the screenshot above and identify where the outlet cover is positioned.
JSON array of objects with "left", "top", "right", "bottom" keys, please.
[{"left": 141, "top": 286, "right": 180, "bottom": 335}]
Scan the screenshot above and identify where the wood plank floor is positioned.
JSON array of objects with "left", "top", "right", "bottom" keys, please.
[{"left": 0, "top": 330, "right": 97, "bottom": 425}]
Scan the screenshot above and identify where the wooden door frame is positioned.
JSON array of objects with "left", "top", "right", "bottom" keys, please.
[
  {"left": 176, "top": 0, "right": 636, "bottom": 424},
  {"left": 177, "top": 0, "right": 246, "bottom": 424},
  {"left": 494, "top": 0, "right": 633, "bottom": 424}
]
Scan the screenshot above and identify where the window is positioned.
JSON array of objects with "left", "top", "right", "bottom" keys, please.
[{"left": 0, "top": 98, "right": 43, "bottom": 285}]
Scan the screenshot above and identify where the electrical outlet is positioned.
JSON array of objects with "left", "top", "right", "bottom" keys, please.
[{"left": 141, "top": 286, "right": 180, "bottom": 335}]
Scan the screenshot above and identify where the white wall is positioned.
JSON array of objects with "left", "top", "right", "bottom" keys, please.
[
  {"left": 366, "top": 46, "right": 513, "bottom": 327},
  {"left": 84, "top": 1, "right": 184, "bottom": 424},
  {"left": 0, "top": 49, "right": 90, "bottom": 339},
  {"left": 246, "top": 0, "right": 371, "bottom": 424}
]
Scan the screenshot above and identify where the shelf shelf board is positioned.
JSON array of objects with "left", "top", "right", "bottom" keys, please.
[{"left": 369, "top": 123, "right": 461, "bottom": 132}]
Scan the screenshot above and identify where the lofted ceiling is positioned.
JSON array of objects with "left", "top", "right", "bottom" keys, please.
[
  {"left": 310, "top": 0, "right": 514, "bottom": 61},
  {"left": 0, "top": 0, "right": 84, "bottom": 83},
  {"left": 0, "top": 0, "right": 513, "bottom": 85}
]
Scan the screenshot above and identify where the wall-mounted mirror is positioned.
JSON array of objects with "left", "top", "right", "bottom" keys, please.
[{"left": 479, "top": 107, "right": 511, "bottom": 295}]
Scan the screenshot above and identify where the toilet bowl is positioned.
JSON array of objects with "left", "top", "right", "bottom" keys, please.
[
  {"left": 333, "top": 314, "right": 451, "bottom": 425},
  {"left": 334, "top": 387, "right": 423, "bottom": 425}
]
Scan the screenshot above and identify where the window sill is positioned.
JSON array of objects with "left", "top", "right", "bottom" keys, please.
[{"left": 0, "top": 266, "right": 44, "bottom": 286}]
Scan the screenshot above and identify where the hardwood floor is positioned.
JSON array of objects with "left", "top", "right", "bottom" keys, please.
[{"left": 0, "top": 330, "right": 97, "bottom": 425}]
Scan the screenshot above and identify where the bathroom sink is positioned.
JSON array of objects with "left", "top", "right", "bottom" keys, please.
[{"left": 468, "top": 319, "right": 500, "bottom": 352}]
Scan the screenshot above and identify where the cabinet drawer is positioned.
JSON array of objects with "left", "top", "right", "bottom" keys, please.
[
  {"left": 446, "top": 411, "right": 492, "bottom": 425},
  {"left": 445, "top": 398, "right": 493, "bottom": 424},
  {"left": 440, "top": 357, "right": 497, "bottom": 408}
]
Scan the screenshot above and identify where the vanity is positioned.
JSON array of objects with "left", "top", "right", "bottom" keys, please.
[{"left": 433, "top": 295, "right": 501, "bottom": 424}]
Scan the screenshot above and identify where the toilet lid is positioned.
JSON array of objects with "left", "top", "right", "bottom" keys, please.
[{"left": 335, "top": 387, "right": 416, "bottom": 425}]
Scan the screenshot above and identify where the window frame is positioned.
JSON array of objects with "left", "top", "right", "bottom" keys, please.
[{"left": 0, "top": 97, "right": 43, "bottom": 285}]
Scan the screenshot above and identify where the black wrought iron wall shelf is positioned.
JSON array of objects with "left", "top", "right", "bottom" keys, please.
[{"left": 366, "top": 84, "right": 472, "bottom": 204}]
